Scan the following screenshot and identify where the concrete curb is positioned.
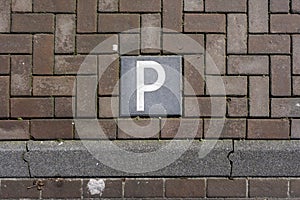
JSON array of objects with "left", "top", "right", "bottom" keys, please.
[{"left": 2, "top": 140, "right": 300, "bottom": 178}]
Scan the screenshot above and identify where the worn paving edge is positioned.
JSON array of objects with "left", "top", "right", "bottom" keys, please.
[
  {"left": 24, "top": 140, "right": 232, "bottom": 177},
  {"left": 230, "top": 140, "right": 300, "bottom": 177},
  {"left": 3, "top": 140, "right": 300, "bottom": 178}
]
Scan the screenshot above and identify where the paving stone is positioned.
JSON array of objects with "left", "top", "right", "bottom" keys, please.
[
  {"left": 77, "top": 0, "right": 97, "bottom": 33},
  {"left": 0, "top": 142, "right": 29, "bottom": 177},
  {"left": 141, "top": 14, "right": 161, "bottom": 54},
  {"left": 249, "top": 179, "right": 288, "bottom": 198},
  {"left": 163, "top": 0, "right": 182, "bottom": 32},
  {"left": 55, "top": 55, "right": 97, "bottom": 75},
  {"left": 184, "top": 14, "right": 226, "bottom": 33},
  {"left": 231, "top": 140, "right": 300, "bottom": 176},
  {"left": 249, "top": 0, "right": 268, "bottom": 32},
  {"left": 228, "top": 55, "right": 269, "bottom": 75},
  {"left": 120, "top": 56, "right": 182, "bottom": 116},
  {"left": 0, "top": 77, "right": 9, "bottom": 118},
  {"left": 249, "top": 76, "right": 269, "bottom": 117},
  {"left": 165, "top": 179, "right": 205, "bottom": 198},
  {"left": 98, "top": 0, "right": 118, "bottom": 12},
  {"left": 41, "top": 179, "right": 81, "bottom": 199},
  {"left": 124, "top": 179, "right": 163, "bottom": 198},
  {"left": 184, "top": 0, "right": 203, "bottom": 11},
  {"left": 98, "top": 14, "right": 140, "bottom": 33},
  {"left": 55, "top": 14, "right": 76, "bottom": 53},
  {"left": 0, "top": 34, "right": 32, "bottom": 54},
  {"left": 11, "top": 55, "right": 32, "bottom": 96},
  {"left": 120, "top": 0, "right": 161, "bottom": 12},
  {"left": 12, "top": 14, "right": 54, "bottom": 33},
  {"left": 33, "top": 34, "right": 54, "bottom": 75},
  {"left": 33, "top": 0, "right": 76, "bottom": 12},
  {"left": 1, "top": 180, "right": 40, "bottom": 199},
  {"left": 207, "top": 179, "right": 246, "bottom": 198},
  {"left": 0, "top": 120, "right": 29, "bottom": 140},
  {"left": 271, "top": 98, "right": 300, "bottom": 117},
  {"left": 205, "top": 0, "right": 246, "bottom": 12},
  {"left": 270, "top": 0, "right": 290, "bottom": 13},
  {"left": 0, "top": 0, "right": 10, "bottom": 32},
  {"left": 11, "top": 98, "right": 54, "bottom": 118},
  {"left": 12, "top": 0, "right": 32, "bottom": 12},
  {"left": 83, "top": 179, "right": 122, "bottom": 198},
  {"left": 24, "top": 140, "right": 232, "bottom": 177}
]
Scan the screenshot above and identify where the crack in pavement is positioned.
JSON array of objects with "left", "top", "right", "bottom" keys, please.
[
  {"left": 23, "top": 141, "right": 32, "bottom": 178},
  {"left": 227, "top": 139, "right": 234, "bottom": 179}
]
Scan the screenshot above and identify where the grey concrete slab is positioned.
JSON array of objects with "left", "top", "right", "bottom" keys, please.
[
  {"left": 0, "top": 141, "right": 29, "bottom": 177},
  {"left": 231, "top": 140, "right": 300, "bottom": 177},
  {"left": 120, "top": 56, "right": 182, "bottom": 117},
  {"left": 25, "top": 140, "right": 232, "bottom": 177}
]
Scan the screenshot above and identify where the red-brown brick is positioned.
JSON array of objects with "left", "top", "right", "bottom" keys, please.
[
  {"left": 12, "top": 0, "right": 32, "bottom": 12},
  {"left": 141, "top": 14, "right": 161, "bottom": 54},
  {"left": 1, "top": 180, "right": 40, "bottom": 199},
  {"left": 118, "top": 119, "right": 159, "bottom": 139},
  {"left": 98, "top": 0, "right": 118, "bottom": 12},
  {"left": 0, "top": 35, "right": 32, "bottom": 53},
  {"left": 76, "top": 34, "right": 118, "bottom": 54},
  {"left": 249, "top": 76, "right": 269, "bottom": 117},
  {"left": 205, "top": 0, "right": 246, "bottom": 12},
  {"left": 184, "top": 55, "right": 205, "bottom": 95},
  {"left": 42, "top": 179, "right": 81, "bottom": 199},
  {"left": 161, "top": 119, "right": 203, "bottom": 139},
  {"left": 204, "top": 119, "right": 246, "bottom": 139},
  {"left": 0, "top": 0, "right": 10, "bottom": 32},
  {"left": 0, "top": 77, "right": 9, "bottom": 118},
  {"left": 0, "top": 120, "right": 29, "bottom": 140},
  {"left": 271, "top": 56, "right": 291, "bottom": 96},
  {"left": 249, "top": 0, "right": 268, "bottom": 32},
  {"left": 33, "top": 76, "right": 75, "bottom": 96},
  {"left": 98, "top": 55, "right": 119, "bottom": 95},
  {"left": 55, "top": 14, "right": 75, "bottom": 53},
  {"left": 0, "top": 56, "right": 10, "bottom": 75},
  {"left": 98, "top": 14, "right": 140, "bottom": 33},
  {"left": 184, "top": 14, "right": 226, "bottom": 33},
  {"left": 206, "top": 34, "right": 226, "bottom": 74},
  {"left": 34, "top": 0, "right": 75, "bottom": 12},
  {"left": 33, "top": 34, "right": 54, "bottom": 75},
  {"left": 207, "top": 179, "right": 247, "bottom": 198},
  {"left": 55, "top": 97, "right": 73, "bottom": 118},
  {"left": 249, "top": 179, "right": 288, "bottom": 198},
  {"left": 83, "top": 179, "right": 122, "bottom": 198},
  {"left": 99, "top": 97, "right": 119, "bottom": 118},
  {"left": 165, "top": 179, "right": 205, "bottom": 198},
  {"left": 248, "top": 119, "right": 290, "bottom": 139},
  {"left": 163, "top": 0, "right": 183, "bottom": 32},
  {"left": 77, "top": 0, "right": 97, "bottom": 33},
  {"left": 184, "top": 97, "right": 226, "bottom": 117},
  {"left": 227, "top": 97, "right": 248, "bottom": 117},
  {"left": 55, "top": 55, "right": 97, "bottom": 75},
  {"left": 228, "top": 55, "right": 269, "bottom": 75},
  {"left": 249, "top": 35, "right": 290, "bottom": 54},
  {"left": 290, "top": 179, "right": 300, "bottom": 197},
  {"left": 124, "top": 179, "right": 163, "bottom": 198},
  {"left": 270, "top": 0, "right": 290, "bottom": 12},
  {"left": 271, "top": 15, "right": 300, "bottom": 33},
  {"left": 227, "top": 14, "right": 247, "bottom": 54},
  {"left": 11, "top": 55, "right": 32, "bottom": 96},
  {"left": 11, "top": 98, "right": 53, "bottom": 118},
  {"left": 120, "top": 0, "right": 161, "bottom": 12},
  {"left": 31, "top": 120, "right": 73, "bottom": 139},
  {"left": 12, "top": 14, "right": 54, "bottom": 33}
]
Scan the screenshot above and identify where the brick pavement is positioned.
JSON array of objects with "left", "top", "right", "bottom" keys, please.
[{"left": 0, "top": 0, "right": 299, "bottom": 198}]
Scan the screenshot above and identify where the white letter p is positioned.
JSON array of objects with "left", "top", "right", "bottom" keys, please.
[{"left": 136, "top": 61, "right": 166, "bottom": 111}]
